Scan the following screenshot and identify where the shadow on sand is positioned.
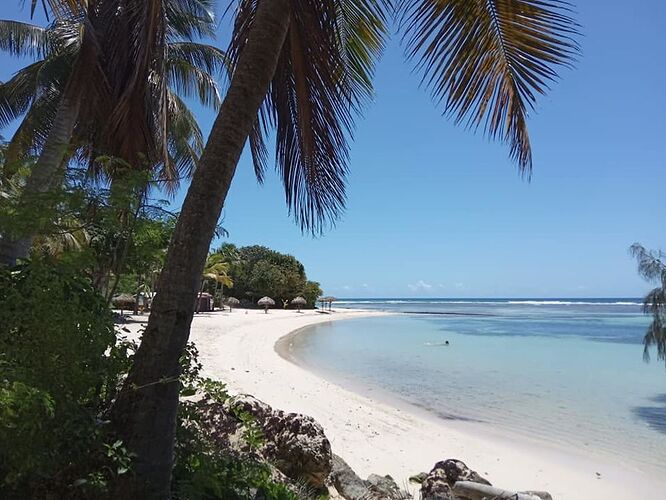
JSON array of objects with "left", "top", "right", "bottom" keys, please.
[{"left": 633, "top": 393, "right": 666, "bottom": 434}]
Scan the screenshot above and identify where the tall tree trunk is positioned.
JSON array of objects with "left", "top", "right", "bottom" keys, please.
[
  {"left": 110, "top": 0, "right": 291, "bottom": 497},
  {"left": 0, "top": 95, "right": 80, "bottom": 266}
]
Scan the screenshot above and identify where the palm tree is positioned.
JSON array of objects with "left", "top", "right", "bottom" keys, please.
[
  {"left": 630, "top": 243, "right": 666, "bottom": 365},
  {"left": 198, "top": 252, "right": 233, "bottom": 312},
  {"left": 0, "top": 0, "right": 227, "bottom": 265},
  {"left": 112, "top": 1, "right": 580, "bottom": 496}
]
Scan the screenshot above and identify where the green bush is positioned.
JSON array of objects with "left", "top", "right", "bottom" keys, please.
[
  {"left": 0, "top": 258, "right": 133, "bottom": 497},
  {"left": 0, "top": 259, "right": 305, "bottom": 499}
]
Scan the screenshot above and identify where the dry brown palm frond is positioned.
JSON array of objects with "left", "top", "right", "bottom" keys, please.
[{"left": 398, "top": 0, "right": 580, "bottom": 174}]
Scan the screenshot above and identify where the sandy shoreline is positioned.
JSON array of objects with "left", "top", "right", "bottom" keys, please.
[{"left": 123, "top": 308, "right": 664, "bottom": 499}]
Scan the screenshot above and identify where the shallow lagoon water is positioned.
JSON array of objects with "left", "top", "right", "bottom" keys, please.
[{"left": 290, "top": 299, "right": 666, "bottom": 476}]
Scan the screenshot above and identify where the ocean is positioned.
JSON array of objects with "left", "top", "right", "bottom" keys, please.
[{"left": 288, "top": 298, "right": 666, "bottom": 476}]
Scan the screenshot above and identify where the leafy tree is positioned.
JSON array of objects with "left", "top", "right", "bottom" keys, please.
[
  {"left": 630, "top": 243, "right": 666, "bottom": 365},
  {"left": 215, "top": 244, "right": 320, "bottom": 307},
  {"left": 113, "top": 1, "right": 580, "bottom": 495}
]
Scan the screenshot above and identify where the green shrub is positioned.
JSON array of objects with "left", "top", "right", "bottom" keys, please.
[
  {"left": 0, "top": 259, "right": 304, "bottom": 499},
  {"left": 0, "top": 258, "right": 133, "bottom": 497}
]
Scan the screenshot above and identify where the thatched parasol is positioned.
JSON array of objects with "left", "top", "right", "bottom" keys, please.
[
  {"left": 226, "top": 297, "right": 240, "bottom": 311},
  {"left": 319, "top": 296, "right": 337, "bottom": 311},
  {"left": 257, "top": 296, "right": 275, "bottom": 313},
  {"left": 291, "top": 296, "right": 306, "bottom": 312},
  {"left": 112, "top": 293, "right": 136, "bottom": 315}
]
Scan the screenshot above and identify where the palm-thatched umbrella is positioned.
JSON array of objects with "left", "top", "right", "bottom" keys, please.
[
  {"left": 320, "top": 296, "right": 337, "bottom": 311},
  {"left": 291, "top": 296, "right": 306, "bottom": 312},
  {"left": 112, "top": 293, "right": 136, "bottom": 316},
  {"left": 226, "top": 297, "right": 240, "bottom": 312},
  {"left": 257, "top": 296, "right": 275, "bottom": 313}
]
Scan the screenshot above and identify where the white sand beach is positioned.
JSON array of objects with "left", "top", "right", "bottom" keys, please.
[{"left": 123, "top": 309, "right": 665, "bottom": 499}]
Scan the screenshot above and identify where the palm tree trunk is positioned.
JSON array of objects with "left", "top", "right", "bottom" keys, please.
[
  {"left": 110, "top": 0, "right": 291, "bottom": 497},
  {"left": 0, "top": 95, "right": 80, "bottom": 266}
]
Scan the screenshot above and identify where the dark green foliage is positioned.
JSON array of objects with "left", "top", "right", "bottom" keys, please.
[
  {"left": 0, "top": 257, "right": 134, "bottom": 497},
  {"left": 630, "top": 243, "right": 666, "bottom": 366},
  {"left": 172, "top": 344, "right": 298, "bottom": 500},
  {"left": 214, "top": 244, "right": 322, "bottom": 307},
  {"left": 0, "top": 263, "right": 304, "bottom": 498}
]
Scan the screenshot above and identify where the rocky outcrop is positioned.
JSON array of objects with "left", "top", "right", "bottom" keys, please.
[
  {"left": 197, "top": 394, "right": 332, "bottom": 491},
  {"left": 328, "top": 453, "right": 411, "bottom": 499},
  {"left": 260, "top": 407, "right": 332, "bottom": 488},
  {"left": 329, "top": 454, "right": 370, "bottom": 499},
  {"left": 420, "top": 459, "right": 552, "bottom": 500},
  {"left": 420, "top": 459, "right": 490, "bottom": 500},
  {"left": 196, "top": 393, "right": 553, "bottom": 500}
]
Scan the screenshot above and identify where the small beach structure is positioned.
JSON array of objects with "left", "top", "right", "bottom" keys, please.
[
  {"left": 320, "top": 296, "right": 336, "bottom": 311},
  {"left": 196, "top": 292, "right": 213, "bottom": 313},
  {"left": 257, "top": 296, "right": 275, "bottom": 313},
  {"left": 291, "top": 296, "right": 306, "bottom": 312},
  {"left": 112, "top": 293, "right": 136, "bottom": 315},
  {"left": 226, "top": 296, "right": 240, "bottom": 312}
]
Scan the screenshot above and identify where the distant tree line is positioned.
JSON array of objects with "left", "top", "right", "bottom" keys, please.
[{"left": 209, "top": 243, "right": 322, "bottom": 308}]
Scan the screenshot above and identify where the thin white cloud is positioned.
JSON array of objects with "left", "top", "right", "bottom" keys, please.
[{"left": 408, "top": 280, "right": 433, "bottom": 292}]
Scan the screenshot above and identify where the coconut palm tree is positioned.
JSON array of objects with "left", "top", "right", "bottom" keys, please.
[
  {"left": 630, "top": 243, "right": 666, "bottom": 365},
  {"left": 198, "top": 252, "right": 233, "bottom": 312},
  {"left": 112, "top": 1, "right": 580, "bottom": 496},
  {"left": 0, "top": 0, "right": 227, "bottom": 265}
]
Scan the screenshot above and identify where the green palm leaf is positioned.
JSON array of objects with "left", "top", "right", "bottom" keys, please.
[
  {"left": 232, "top": 0, "right": 389, "bottom": 233},
  {"left": 0, "top": 20, "right": 50, "bottom": 58},
  {"left": 398, "top": 0, "right": 580, "bottom": 173},
  {"left": 630, "top": 243, "right": 666, "bottom": 365}
]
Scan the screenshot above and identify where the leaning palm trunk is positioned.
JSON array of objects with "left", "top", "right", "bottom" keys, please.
[
  {"left": 110, "top": 0, "right": 291, "bottom": 496},
  {"left": 0, "top": 95, "right": 80, "bottom": 266}
]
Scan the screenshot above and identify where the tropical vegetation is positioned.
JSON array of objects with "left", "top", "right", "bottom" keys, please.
[
  {"left": 630, "top": 243, "right": 666, "bottom": 366},
  {"left": 212, "top": 243, "right": 322, "bottom": 308},
  {"left": 0, "top": 0, "right": 581, "bottom": 497}
]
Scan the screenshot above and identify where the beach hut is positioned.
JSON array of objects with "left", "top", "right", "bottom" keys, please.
[
  {"left": 112, "top": 293, "right": 136, "bottom": 315},
  {"left": 291, "top": 296, "right": 306, "bottom": 312},
  {"left": 196, "top": 292, "right": 213, "bottom": 312},
  {"left": 258, "top": 296, "right": 275, "bottom": 313},
  {"left": 226, "top": 297, "right": 240, "bottom": 312}
]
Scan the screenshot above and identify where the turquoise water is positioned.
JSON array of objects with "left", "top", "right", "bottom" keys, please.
[{"left": 290, "top": 299, "right": 666, "bottom": 475}]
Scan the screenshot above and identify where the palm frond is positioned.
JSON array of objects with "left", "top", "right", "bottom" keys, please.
[
  {"left": 167, "top": 41, "right": 231, "bottom": 81},
  {"left": 29, "top": 0, "right": 87, "bottom": 19},
  {"left": 0, "top": 20, "right": 50, "bottom": 58},
  {"left": 232, "top": 0, "right": 387, "bottom": 233},
  {"left": 5, "top": 88, "right": 61, "bottom": 173},
  {"left": 165, "top": 0, "right": 218, "bottom": 41},
  {"left": 631, "top": 243, "right": 666, "bottom": 366},
  {"left": 398, "top": 0, "right": 580, "bottom": 173},
  {"left": 335, "top": 0, "right": 390, "bottom": 107},
  {"left": 630, "top": 243, "right": 666, "bottom": 286},
  {"left": 0, "top": 49, "right": 73, "bottom": 130},
  {"left": 166, "top": 58, "right": 223, "bottom": 108},
  {"left": 156, "top": 90, "right": 206, "bottom": 194}
]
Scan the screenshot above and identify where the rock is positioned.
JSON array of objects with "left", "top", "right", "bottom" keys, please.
[
  {"left": 329, "top": 454, "right": 410, "bottom": 500},
  {"left": 367, "top": 474, "right": 411, "bottom": 499},
  {"left": 409, "top": 472, "right": 428, "bottom": 484},
  {"left": 261, "top": 409, "right": 332, "bottom": 489},
  {"left": 421, "top": 459, "right": 490, "bottom": 500},
  {"left": 222, "top": 394, "right": 332, "bottom": 490},
  {"left": 329, "top": 454, "right": 370, "bottom": 499}
]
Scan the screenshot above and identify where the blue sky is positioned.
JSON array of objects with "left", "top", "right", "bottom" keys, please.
[{"left": 2, "top": 1, "right": 665, "bottom": 298}]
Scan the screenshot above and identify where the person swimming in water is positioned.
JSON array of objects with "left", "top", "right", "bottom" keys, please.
[{"left": 445, "top": 340, "right": 449, "bottom": 346}]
